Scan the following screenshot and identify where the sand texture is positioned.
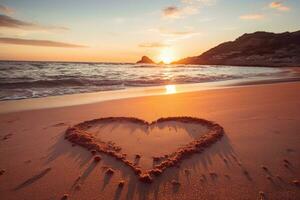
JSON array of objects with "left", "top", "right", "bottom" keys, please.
[{"left": 0, "top": 82, "right": 300, "bottom": 200}]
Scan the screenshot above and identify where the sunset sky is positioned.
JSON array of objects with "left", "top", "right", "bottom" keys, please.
[{"left": 0, "top": 0, "right": 299, "bottom": 62}]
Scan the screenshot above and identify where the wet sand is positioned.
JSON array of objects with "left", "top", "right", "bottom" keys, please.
[{"left": 0, "top": 82, "right": 300, "bottom": 199}]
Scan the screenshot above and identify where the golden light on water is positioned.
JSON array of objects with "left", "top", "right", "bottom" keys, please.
[{"left": 165, "top": 85, "right": 177, "bottom": 94}]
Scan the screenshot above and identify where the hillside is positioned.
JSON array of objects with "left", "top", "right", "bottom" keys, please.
[{"left": 174, "top": 31, "right": 300, "bottom": 67}]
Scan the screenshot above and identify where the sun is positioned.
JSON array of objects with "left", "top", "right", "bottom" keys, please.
[{"left": 159, "top": 48, "right": 175, "bottom": 64}]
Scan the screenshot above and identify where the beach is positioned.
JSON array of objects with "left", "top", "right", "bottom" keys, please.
[{"left": 0, "top": 81, "right": 300, "bottom": 200}]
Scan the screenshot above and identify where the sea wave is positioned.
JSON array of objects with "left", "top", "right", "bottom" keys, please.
[
  {"left": 0, "top": 79, "right": 125, "bottom": 88},
  {"left": 0, "top": 75, "right": 240, "bottom": 89},
  {"left": 0, "top": 61, "right": 291, "bottom": 100}
]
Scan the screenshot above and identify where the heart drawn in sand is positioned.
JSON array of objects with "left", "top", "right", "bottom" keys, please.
[{"left": 65, "top": 117, "right": 224, "bottom": 183}]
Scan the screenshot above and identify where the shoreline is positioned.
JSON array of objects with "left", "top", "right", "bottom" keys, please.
[
  {"left": 1, "top": 74, "right": 300, "bottom": 114},
  {"left": 1, "top": 59, "right": 300, "bottom": 68}
]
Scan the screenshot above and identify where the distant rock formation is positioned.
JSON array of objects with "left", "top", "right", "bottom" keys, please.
[
  {"left": 173, "top": 31, "right": 300, "bottom": 67},
  {"left": 136, "top": 56, "right": 155, "bottom": 64}
]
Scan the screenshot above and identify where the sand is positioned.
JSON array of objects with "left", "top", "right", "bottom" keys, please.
[{"left": 0, "top": 82, "right": 300, "bottom": 200}]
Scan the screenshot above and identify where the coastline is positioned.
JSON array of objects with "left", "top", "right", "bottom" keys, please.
[
  {"left": 0, "top": 81, "right": 299, "bottom": 199},
  {"left": 1, "top": 60, "right": 300, "bottom": 102},
  {"left": 1, "top": 73, "right": 300, "bottom": 114}
]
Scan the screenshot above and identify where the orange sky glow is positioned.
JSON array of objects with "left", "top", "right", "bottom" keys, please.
[{"left": 0, "top": 0, "right": 299, "bottom": 62}]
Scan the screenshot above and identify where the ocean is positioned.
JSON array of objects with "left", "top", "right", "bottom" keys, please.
[{"left": 0, "top": 61, "right": 297, "bottom": 101}]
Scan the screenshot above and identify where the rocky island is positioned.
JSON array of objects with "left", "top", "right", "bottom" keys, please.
[{"left": 136, "top": 56, "right": 155, "bottom": 64}]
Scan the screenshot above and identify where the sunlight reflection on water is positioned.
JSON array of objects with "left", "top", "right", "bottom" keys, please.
[{"left": 165, "top": 85, "right": 177, "bottom": 94}]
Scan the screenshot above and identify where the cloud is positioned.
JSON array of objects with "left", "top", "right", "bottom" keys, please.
[
  {"left": 162, "top": 6, "right": 182, "bottom": 19},
  {"left": 162, "top": 0, "right": 216, "bottom": 19},
  {"left": 138, "top": 42, "right": 169, "bottom": 48},
  {"left": 239, "top": 14, "right": 264, "bottom": 20},
  {"left": 0, "top": 14, "right": 32, "bottom": 28},
  {"left": 154, "top": 27, "right": 200, "bottom": 37},
  {"left": 269, "top": 1, "right": 290, "bottom": 11},
  {"left": 0, "top": 4, "right": 14, "bottom": 15},
  {"left": 0, "top": 37, "right": 86, "bottom": 48},
  {"left": 162, "top": 5, "right": 199, "bottom": 19},
  {"left": 0, "top": 14, "right": 68, "bottom": 31}
]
